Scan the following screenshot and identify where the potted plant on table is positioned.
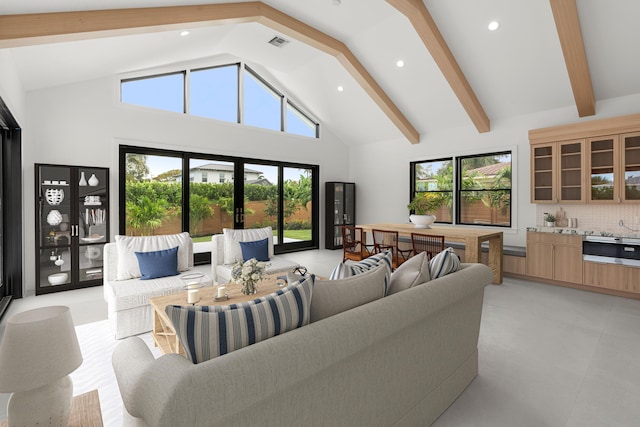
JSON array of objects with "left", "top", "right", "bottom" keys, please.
[
  {"left": 544, "top": 213, "right": 556, "bottom": 227},
  {"left": 407, "top": 193, "right": 441, "bottom": 228}
]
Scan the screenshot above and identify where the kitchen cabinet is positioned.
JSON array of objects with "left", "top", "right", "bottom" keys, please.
[
  {"left": 586, "top": 133, "right": 640, "bottom": 203},
  {"left": 530, "top": 140, "right": 585, "bottom": 203},
  {"left": 35, "top": 164, "right": 109, "bottom": 295},
  {"left": 530, "top": 114, "right": 640, "bottom": 205},
  {"left": 583, "top": 261, "right": 640, "bottom": 293},
  {"left": 526, "top": 232, "right": 582, "bottom": 284},
  {"left": 324, "top": 182, "right": 355, "bottom": 249}
]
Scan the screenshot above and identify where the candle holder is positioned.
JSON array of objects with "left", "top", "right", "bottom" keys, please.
[{"left": 181, "top": 273, "right": 205, "bottom": 304}]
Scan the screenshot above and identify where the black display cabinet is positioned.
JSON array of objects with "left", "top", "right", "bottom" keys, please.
[
  {"left": 35, "top": 164, "right": 109, "bottom": 295},
  {"left": 325, "top": 182, "right": 355, "bottom": 249}
]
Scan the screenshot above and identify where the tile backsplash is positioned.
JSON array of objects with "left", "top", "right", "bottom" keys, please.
[{"left": 536, "top": 204, "right": 640, "bottom": 234}]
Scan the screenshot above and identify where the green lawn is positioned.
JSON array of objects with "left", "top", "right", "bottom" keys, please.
[{"left": 191, "top": 229, "right": 311, "bottom": 243}]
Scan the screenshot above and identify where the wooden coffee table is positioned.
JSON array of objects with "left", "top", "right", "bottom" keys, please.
[{"left": 150, "top": 273, "right": 288, "bottom": 355}]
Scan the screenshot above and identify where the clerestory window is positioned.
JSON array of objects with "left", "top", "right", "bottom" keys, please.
[{"left": 120, "top": 63, "right": 319, "bottom": 138}]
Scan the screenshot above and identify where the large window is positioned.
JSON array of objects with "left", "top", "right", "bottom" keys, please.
[
  {"left": 190, "top": 65, "right": 239, "bottom": 123},
  {"left": 410, "top": 151, "right": 512, "bottom": 227},
  {"left": 121, "top": 72, "right": 185, "bottom": 113},
  {"left": 120, "top": 146, "right": 319, "bottom": 263},
  {"left": 120, "top": 62, "right": 319, "bottom": 138}
]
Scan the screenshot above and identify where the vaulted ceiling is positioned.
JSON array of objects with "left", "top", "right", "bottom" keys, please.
[{"left": 1, "top": 0, "right": 640, "bottom": 145}]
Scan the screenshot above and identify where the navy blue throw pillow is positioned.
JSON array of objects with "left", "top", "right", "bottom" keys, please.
[
  {"left": 135, "top": 246, "right": 180, "bottom": 280},
  {"left": 239, "top": 238, "right": 270, "bottom": 262}
]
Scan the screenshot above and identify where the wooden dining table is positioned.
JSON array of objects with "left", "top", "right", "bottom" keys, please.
[{"left": 358, "top": 223, "right": 503, "bottom": 284}]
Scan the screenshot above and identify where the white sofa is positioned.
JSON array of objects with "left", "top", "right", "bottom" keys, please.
[
  {"left": 211, "top": 226, "right": 300, "bottom": 283},
  {"left": 113, "top": 263, "right": 493, "bottom": 426},
  {"left": 103, "top": 233, "right": 212, "bottom": 339}
]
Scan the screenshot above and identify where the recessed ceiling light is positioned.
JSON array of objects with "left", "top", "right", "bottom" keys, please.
[
  {"left": 180, "top": 30, "right": 190, "bottom": 36},
  {"left": 396, "top": 60, "right": 405, "bottom": 68},
  {"left": 337, "top": 86, "right": 344, "bottom": 92},
  {"left": 488, "top": 21, "right": 500, "bottom": 31},
  {"left": 333, "top": 0, "right": 342, "bottom": 5}
]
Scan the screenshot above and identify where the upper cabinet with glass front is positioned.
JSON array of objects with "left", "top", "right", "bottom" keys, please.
[
  {"left": 530, "top": 114, "right": 640, "bottom": 205},
  {"left": 530, "top": 140, "right": 585, "bottom": 203}
]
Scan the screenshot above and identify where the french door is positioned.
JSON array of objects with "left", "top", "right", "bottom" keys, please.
[{"left": 120, "top": 146, "right": 319, "bottom": 263}]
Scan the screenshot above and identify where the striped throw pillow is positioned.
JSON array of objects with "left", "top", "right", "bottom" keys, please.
[
  {"left": 429, "top": 247, "right": 461, "bottom": 279},
  {"left": 329, "top": 251, "right": 392, "bottom": 294},
  {"left": 165, "top": 275, "right": 314, "bottom": 364}
]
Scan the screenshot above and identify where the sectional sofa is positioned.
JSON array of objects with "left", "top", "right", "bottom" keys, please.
[{"left": 112, "top": 261, "right": 493, "bottom": 426}]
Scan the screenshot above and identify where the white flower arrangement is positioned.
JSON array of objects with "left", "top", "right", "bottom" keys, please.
[{"left": 230, "top": 258, "right": 269, "bottom": 294}]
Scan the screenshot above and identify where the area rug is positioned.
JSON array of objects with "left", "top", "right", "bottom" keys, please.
[{"left": 71, "top": 320, "right": 161, "bottom": 427}]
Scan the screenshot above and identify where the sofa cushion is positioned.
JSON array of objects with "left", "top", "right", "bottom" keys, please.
[
  {"left": 166, "top": 275, "right": 314, "bottom": 364},
  {"left": 239, "top": 238, "right": 269, "bottom": 262},
  {"left": 115, "top": 233, "right": 191, "bottom": 280},
  {"left": 429, "top": 247, "right": 461, "bottom": 279},
  {"left": 311, "top": 263, "right": 387, "bottom": 323},
  {"left": 135, "top": 246, "right": 180, "bottom": 280},
  {"left": 223, "top": 227, "right": 274, "bottom": 265},
  {"left": 329, "top": 251, "right": 392, "bottom": 294},
  {"left": 387, "top": 251, "right": 430, "bottom": 295}
]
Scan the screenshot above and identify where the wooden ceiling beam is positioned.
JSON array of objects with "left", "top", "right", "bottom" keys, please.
[
  {"left": 0, "top": 2, "right": 420, "bottom": 144},
  {"left": 386, "top": 0, "right": 490, "bottom": 133},
  {"left": 550, "top": 0, "right": 595, "bottom": 117}
]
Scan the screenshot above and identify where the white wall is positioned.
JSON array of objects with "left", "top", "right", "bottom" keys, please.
[
  {"left": 350, "top": 93, "right": 640, "bottom": 248},
  {"left": 22, "top": 76, "right": 351, "bottom": 295},
  {"left": 0, "top": 50, "right": 26, "bottom": 125}
]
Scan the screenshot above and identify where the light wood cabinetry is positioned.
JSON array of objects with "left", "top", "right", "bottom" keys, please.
[
  {"left": 530, "top": 140, "right": 587, "bottom": 204},
  {"left": 526, "top": 232, "right": 582, "bottom": 283},
  {"left": 530, "top": 114, "right": 640, "bottom": 205},
  {"left": 583, "top": 261, "right": 640, "bottom": 293}
]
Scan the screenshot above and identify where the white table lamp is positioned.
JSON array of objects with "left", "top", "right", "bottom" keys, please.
[{"left": 0, "top": 306, "right": 83, "bottom": 427}]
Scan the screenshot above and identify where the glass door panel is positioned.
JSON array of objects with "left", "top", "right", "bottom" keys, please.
[
  {"left": 78, "top": 167, "right": 107, "bottom": 283},
  {"left": 532, "top": 145, "right": 554, "bottom": 202},
  {"left": 589, "top": 137, "right": 616, "bottom": 201},
  {"left": 242, "top": 163, "right": 278, "bottom": 241},
  {"left": 283, "top": 167, "right": 312, "bottom": 243},
  {"left": 623, "top": 134, "right": 640, "bottom": 201},
  {"left": 124, "top": 154, "right": 182, "bottom": 236},
  {"left": 559, "top": 141, "right": 583, "bottom": 202},
  {"left": 38, "top": 165, "right": 72, "bottom": 289},
  {"left": 188, "top": 159, "right": 234, "bottom": 253}
]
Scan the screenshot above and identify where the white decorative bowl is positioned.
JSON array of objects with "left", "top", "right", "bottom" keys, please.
[
  {"left": 47, "top": 273, "right": 68, "bottom": 285},
  {"left": 409, "top": 214, "right": 436, "bottom": 229}
]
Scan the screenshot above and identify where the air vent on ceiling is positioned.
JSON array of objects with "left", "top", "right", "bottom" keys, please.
[{"left": 268, "top": 36, "right": 290, "bottom": 48}]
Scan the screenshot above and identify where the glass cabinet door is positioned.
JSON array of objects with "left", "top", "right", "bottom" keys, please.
[
  {"left": 531, "top": 144, "right": 555, "bottom": 202},
  {"left": 77, "top": 168, "right": 108, "bottom": 283},
  {"left": 558, "top": 140, "right": 584, "bottom": 202},
  {"left": 38, "top": 165, "right": 73, "bottom": 289},
  {"left": 622, "top": 133, "right": 640, "bottom": 202},
  {"left": 588, "top": 136, "right": 618, "bottom": 202}
]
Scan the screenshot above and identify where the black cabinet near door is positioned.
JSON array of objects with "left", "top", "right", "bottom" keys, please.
[
  {"left": 325, "top": 182, "right": 355, "bottom": 249},
  {"left": 35, "top": 164, "right": 109, "bottom": 295}
]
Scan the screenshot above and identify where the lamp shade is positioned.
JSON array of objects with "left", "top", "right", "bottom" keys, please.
[{"left": 0, "top": 306, "right": 83, "bottom": 392}]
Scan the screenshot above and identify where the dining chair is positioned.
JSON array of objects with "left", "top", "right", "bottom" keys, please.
[
  {"left": 411, "top": 233, "right": 445, "bottom": 261},
  {"left": 341, "top": 226, "right": 373, "bottom": 262},
  {"left": 372, "top": 229, "right": 413, "bottom": 269}
]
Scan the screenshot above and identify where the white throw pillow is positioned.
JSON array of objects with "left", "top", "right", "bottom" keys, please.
[
  {"left": 329, "top": 251, "right": 392, "bottom": 295},
  {"left": 311, "top": 264, "right": 387, "bottom": 322},
  {"left": 429, "top": 247, "right": 461, "bottom": 279},
  {"left": 115, "top": 232, "right": 190, "bottom": 280},
  {"left": 387, "top": 251, "right": 430, "bottom": 295},
  {"left": 223, "top": 227, "right": 274, "bottom": 265}
]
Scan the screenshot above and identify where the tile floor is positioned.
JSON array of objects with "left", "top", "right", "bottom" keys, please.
[{"left": 2, "top": 249, "right": 640, "bottom": 426}]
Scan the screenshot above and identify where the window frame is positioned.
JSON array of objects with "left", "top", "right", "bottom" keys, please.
[
  {"left": 119, "top": 62, "right": 320, "bottom": 138},
  {"left": 410, "top": 150, "right": 513, "bottom": 228},
  {"left": 119, "top": 145, "right": 320, "bottom": 264}
]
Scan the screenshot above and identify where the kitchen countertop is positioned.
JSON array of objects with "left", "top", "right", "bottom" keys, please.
[{"left": 526, "top": 226, "right": 640, "bottom": 239}]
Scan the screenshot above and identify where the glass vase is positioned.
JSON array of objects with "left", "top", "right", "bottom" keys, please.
[{"left": 241, "top": 280, "right": 257, "bottom": 295}]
